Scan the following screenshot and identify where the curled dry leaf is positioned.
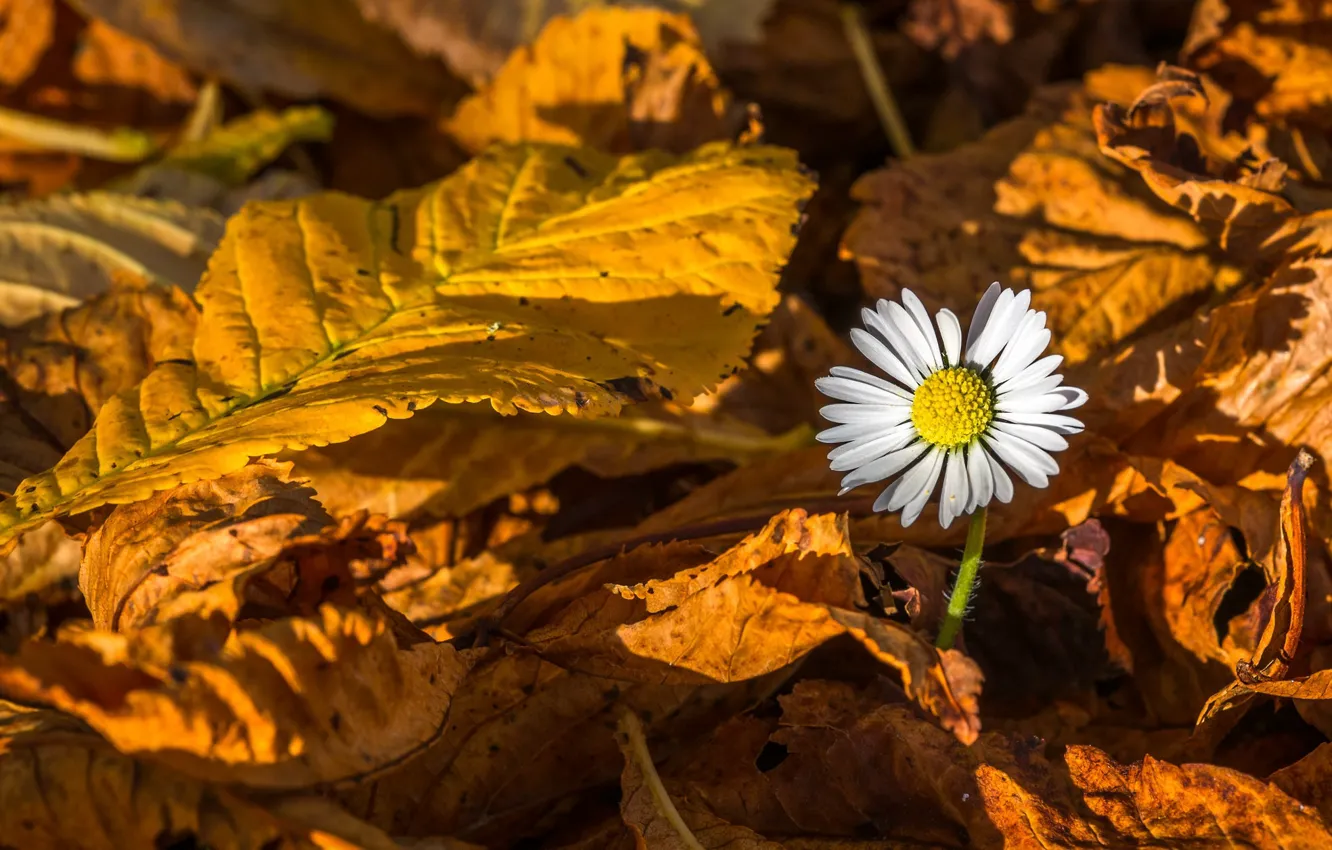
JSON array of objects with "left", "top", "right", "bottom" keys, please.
[
  {"left": 0, "top": 605, "right": 473, "bottom": 789},
  {"left": 79, "top": 461, "right": 331, "bottom": 630},
  {"left": 445, "top": 8, "right": 741, "bottom": 155},
  {"left": 1, "top": 275, "right": 199, "bottom": 446},
  {"left": 843, "top": 65, "right": 1253, "bottom": 367},
  {"left": 518, "top": 510, "right": 982, "bottom": 744},
  {"left": 67, "top": 0, "right": 466, "bottom": 117},
  {"left": 1184, "top": 0, "right": 1332, "bottom": 130},
  {"left": 0, "top": 0, "right": 54, "bottom": 88},
  {"left": 0, "top": 704, "right": 403, "bottom": 850},
  {"left": 0, "top": 142, "right": 814, "bottom": 549},
  {"left": 976, "top": 743, "right": 1332, "bottom": 847}
]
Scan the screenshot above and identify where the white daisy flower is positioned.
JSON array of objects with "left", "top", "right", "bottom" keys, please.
[{"left": 815, "top": 283, "right": 1086, "bottom": 529}]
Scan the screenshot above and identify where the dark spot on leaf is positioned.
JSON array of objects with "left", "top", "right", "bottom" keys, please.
[
  {"left": 723, "top": 303, "right": 742, "bottom": 317},
  {"left": 373, "top": 404, "right": 387, "bottom": 417},
  {"left": 659, "top": 386, "right": 673, "bottom": 401},
  {"left": 407, "top": 401, "right": 417, "bottom": 411},
  {"left": 489, "top": 743, "right": 500, "bottom": 753},
  {"left": 429, "top": 673, "right": 436, "bottom": 685},
  {"left": 330, "top": 712, "right": 342, "bottom": 731},
  {"left": 166, "top": 412, "right": 182, "bottom": 421},
  {"left": 772, "top": 524, "right": 785, "bottom": 544},
  {"left": 563, "top": 155, "right": 589, "bottom": 178},
  {"left": 519, "top": 297, "right": 529, "bottom": 306},
  {"left": 356, "top": 268, "right": 372, "bottom": 276},
  {"left": 168, "top": 666, "right": 188, "bottom": 684},
  {"left": 574, "top": 391, "right": 589, "bottom": 409},
  {"left": 599, "top": 270, "right": 609, "bottom": 278},
  {"left": 601, "top": 377, "right": 649, "bottom": 402},
  {"left": 157, "top": 358, "right": 195, "bottom": 367}
]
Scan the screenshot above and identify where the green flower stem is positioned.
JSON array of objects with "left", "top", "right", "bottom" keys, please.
[{"left": 936, "top": 505, "right": 987, "bottom": 650}]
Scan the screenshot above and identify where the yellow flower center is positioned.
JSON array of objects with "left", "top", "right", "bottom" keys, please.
[{"left": 910, "top": 367, "right": 995, "bottom": 449}]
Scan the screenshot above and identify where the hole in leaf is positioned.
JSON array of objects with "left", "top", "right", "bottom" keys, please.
[
  {"left": 1214, "top": 565, "right": 1267, "bottom": 644},
  {"left": 754, "top": 740, "right": 788, "bottom": 772}
]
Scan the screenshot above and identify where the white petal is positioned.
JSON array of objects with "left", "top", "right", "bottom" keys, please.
[
  {"left": 901, "top": 290, "right": 944, "bottom": 371},
  {"left": 970, "top": 289, "right": 1031, "bottom": 370},
  {"left": 965, "top": 287, "right": 1013, "bottom": 366},
  {"left": 996, "top": 354, "right": 1062, "bottom": 394},
  {"left": 996, "top": 391, "right": 1081, "bottom": 415},
  {"left": 999, "top": 374, "right": 1064, "bottom": 399},
  {"left": 986, "top": 449, "right": 1014, "bottom": 503},
  {"left": 885, "top": 301, "right": 941, "bottom": 374},
  {"left": 894, "top": 449, "right": 946, "bottom": 528},
  {"left": 1053, "top": 387, "right": 1088, "bottom": 409},
  {"left": 990, "top": 420, "right": 1069, "bottom": 452},
  {"left": 816, "top": 376, "right": 908, "bottom": 405},
  {"left": 991, "top": 316, "right": 1051, "bottom": 385},
  {"left": 996, "top": 411, "right": 1084, "bottom": 434},
  {"left": 829, "top": 366, "right": 912, "bottom": 400},
  {"left": 965, "top": 445, "right": 994, "bottom": 510},
  {"left": 938, "top": 450, "right": 971, "bottom": 529},
  {"left": 850, "top": 328, "right": 918, "bottom": 388},
  {"left": 816, "top": 422, "right": 882, "bottom": 444},
  {"left": 965, "top": 282, "right": 1002, "bottom": 354},
  {"left": 840, "top": 441, "right": 929, "bottom": 491},
  {"left": 864, "top": 308, "right": 929, "bottom": 382},
  {"left": 985, "top": 432, "right": 1058, "bottom": 488},
  {"left": 820, "top": 403, "right": 910, "bottom": 424},
  {"left": 936, "top": 308, "right": 962, "bottom": 366},
  {"left": 828, "top": 423, "right": 919, "bottom": 470}
]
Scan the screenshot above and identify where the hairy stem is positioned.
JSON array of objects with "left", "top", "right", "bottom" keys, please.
[{"left": 936, "top": 506, "right": 987, "bottom": 650}]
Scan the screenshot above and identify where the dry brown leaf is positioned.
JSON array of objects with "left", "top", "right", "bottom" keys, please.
[
  {"left": 0, "top": 518, "right": 78, "bottom": 605},
  {"left": 976, "top": 743, "right": 1332, "bottom": 847},
  {"left": 1, "top": 275, "right": 198, "bottom": 448},
  {"left": 0, "top": 704, "right": 404, "bottom": 850},
  {"left": 445, "top": 7, "right": 740, "bottom": 154},
  {"left": 0, "top": 605, "right": 472, "bottom": 789},
  {"left": 615, "top": 707, "right": 784, "bottom": 849},
  {"left": 68, "top": 0, "right": 465, "bottom": 117},
  {"left": 1183, "top": 0, "right": 1332, "bottom": 130},
  {"left": 517, "top": 510, "right": 982, "bottom": 744},
  {"left": 843, "top": 65, "right": 1252, "bottom": 367},
  {"left": 71, "top": 19, "right": 197, "bottom": 104},
  {"left": 341, "top": 651, "right": 781, "bottom": 843},
  {"left": 0, "top": 0, "right": 54, "bottom": 88},
  {"left": 79, "top": 461, "right": 332, "bottom": 630},
  {"left": 903, "top": 0, "right": 1015, "bottom": 59}
]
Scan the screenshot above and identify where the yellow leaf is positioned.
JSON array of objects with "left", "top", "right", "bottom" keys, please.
[
  {"left": 157, "top": 106, "right": 336, "bottom": 187},
  {"left": 446, "top": 8, "right": 738, "bottom": 154},
  {"left": 0, "top": 142, "right": 813, "bottom": 549},
  {"left": 0, "top": 606, "right": 473, "bottom": 789}
]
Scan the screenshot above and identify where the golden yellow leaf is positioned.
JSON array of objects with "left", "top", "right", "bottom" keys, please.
[
  {"left": 0, "top": 142, "right": 813, "bottom": 549},
  {"left": 446, "top": 8, "right": 739, "bottom": 154},
  {"left": 0, "top": 702, "right": 403, "bottom": 850},
  {"left": 0, "top": 606, "right": 473, "bottom": 789}
]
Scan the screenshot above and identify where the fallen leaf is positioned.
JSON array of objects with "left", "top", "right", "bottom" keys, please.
[
  {"left": 0, "top": 703, "right": 404, "bottom": 849},
  {"left": 445, "top": 8, "right": 741, "bottom": 154},
  {"left": 842, "top": 65, "right": 1251, "bottom": 367},
  {"left": 1, "top": 274, "right": 198, "bottom": 446},
  {"left": 0, "top": 605, "right": 473, "bottom": 789},
  {"left": 902, "top": 0, "right": 1014, "bottom": 59},
  {"left": 67, "top": 0, "right": 466, "bottom": 117},
  {"left": 78, "top": 461, "right": 331, "bottom": 630},
  {"left": 71, "top": 19, "right": 197, "bottom": 104},
  {"left": 0, "top": 0, "right": 54, "bottom": 88},
  {"left": 0, "top": 193, "right": 221, "bottom": 326},
  {"left": 0, "top": 518, "right": 78, "bottom": 605},
  {"left": 976, "top": 743, "right": 1332, "bottom": 847},
  {"left": 0, "top": 142, "right": 814, "bottom": 549}
]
